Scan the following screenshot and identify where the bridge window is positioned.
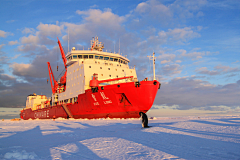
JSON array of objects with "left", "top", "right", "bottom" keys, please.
[
  {"left": 78, "top": 55, "right": 82, "bottom": 59},
  {"left": 73, "top": 55, "right": 77, "bottom": 59},
  {"left": 89, "top": 55, "right": 93, "bottom": 59},
  {"left": 84, "top": 55, "right": 88, "bottom": 59},
  {"left": 95, "top": 55, "right": 99, "bottom": 59},
  {"left": 114, "top": 58, "right": 118, "bottom": 62},
  {"left": 110, "top": 58, "right": 114, "bottom": 61},
  {"left": 99, "top": 56, "right": 103, "bottom": 60},
  {"left": 104, "top": 57, "right": 109, "bottom": 60}
]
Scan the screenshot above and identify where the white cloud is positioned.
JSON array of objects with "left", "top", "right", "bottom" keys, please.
[
  {"left": 6, "top": 20, "right": 15, "bottom": 23},
  {"left": 8, "top": 40, "right": 18, "bottom": 45},
  {"left": 0, "top": 30, "right": 7, "bottom": 38},
  {"left": 135, "top": 0, "right": 172, "bottom": 17},
  {"left": 215, "top": 65, "right": 240, "bottom": 73},
  {"left": 196, "top": 65, "right": 240, "bottom": 76},
  {"left": 19, "top": 23, "right": 62, "bottom": 50},
  {"left": 170, "top": 0, "right": 207, "bottom": 19},
  {"left": 76, "top": 9, "right": 125, "bottom": 29},
  {"left": 20, "top": 34, "right": 39, "bottom": 44},
  {"left": 162, "top": 64, "right": 182, "bottom": 76},
  {"left": 157, "top": 53, "right": 176, "bottom": 60},
  {"left": 10, "top": 63, "right": 32, "bottom": 77},
  {"left": 12, "top": 54, "right": 21, "bottom": 59},
  {"left": 22, "top": 28, "right": 35, "bottom": 34},
  {"left": 0, "top": 44, "right": 5, "bottom": 50},
  {"left": 62, "top": 8, "right": 127, "bottom": 44},
  {"left": 133, "top": 0, "right": 173, "bottom": 27},
  {"left": 179, "top": 49, "right": 205, "bottom": 60},
  {"left": 196, "top": 67, "right": 219, "bottom": 75},
  {"left": 166, "top": 27, "right": 201, "bottom": 43},
  {"left": 37, "top": 23, "right": 62, "bottom": 38},
  {"left": 161, "top": 60, "right": 171, "bottom": 64},
  {"left": 232, "top": 60, "right": 239, "bottom": 64},
  {"left": 130, "top": 0, "right": 207, "bottom": 29},
  {"left": 142, "top": 27, "right": 201, "bottom": 46}
]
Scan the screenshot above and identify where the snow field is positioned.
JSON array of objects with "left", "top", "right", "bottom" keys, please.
[{"left": 0, "top": 115, "right": 239, "bottom": 160}]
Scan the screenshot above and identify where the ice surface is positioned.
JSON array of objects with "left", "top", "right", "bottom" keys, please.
[{"left": 0, "top": 115, "right": 240, "bottom": 160}]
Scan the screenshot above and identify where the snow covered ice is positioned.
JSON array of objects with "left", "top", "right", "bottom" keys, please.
[{"left": 0, "top": 115, "right": 240, "bottom": 160}]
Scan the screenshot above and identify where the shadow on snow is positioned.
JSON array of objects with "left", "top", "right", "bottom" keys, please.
[{"left": 0, "top": 117, "right": 240, "bottom": 159}]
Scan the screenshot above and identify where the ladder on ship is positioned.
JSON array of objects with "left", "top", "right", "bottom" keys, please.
[{"left": 62, "top": 104, "right": 73, "bottom": 118}]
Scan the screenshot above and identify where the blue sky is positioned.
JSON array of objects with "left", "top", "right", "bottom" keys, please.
[{"left": 0, "top": 0, "right": 240, "bottom": 115}]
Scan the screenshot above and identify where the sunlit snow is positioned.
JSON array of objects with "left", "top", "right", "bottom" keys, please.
[{"left": 0, "top": 116, "right": 239, "bottom": 159}]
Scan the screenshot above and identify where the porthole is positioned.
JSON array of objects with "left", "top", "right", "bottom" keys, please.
[
  {"left": 89, "top": 66, "right": 91, "bottom": 68},
  {"left": 108, "top": 68, "right": 110, "bottom": 70}
]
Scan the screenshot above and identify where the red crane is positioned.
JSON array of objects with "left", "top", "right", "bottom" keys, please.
[
  {"left": 57, "top": 37, "right": 67, "bottom": 86},
  {"left": 57, "top": 37, "right": 67, "bottom": 68},
  {"left": 47, "top": 62, "right": 58, "bottom": 94}
]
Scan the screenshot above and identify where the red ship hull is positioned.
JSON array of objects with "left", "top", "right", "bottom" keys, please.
[{"left": 20, "top": 80, "right": 160, "bottom": 120}]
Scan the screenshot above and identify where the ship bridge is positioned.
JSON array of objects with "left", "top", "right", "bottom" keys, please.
[{"left": 55, "top": 37, "right": 137, "bottom": 105}]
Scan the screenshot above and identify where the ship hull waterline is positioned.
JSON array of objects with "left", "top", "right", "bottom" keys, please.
[{"left": 20, "top": 80, "right": 160, "bottom": 120}]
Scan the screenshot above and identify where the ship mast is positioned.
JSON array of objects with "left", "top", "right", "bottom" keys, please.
[{"left": 148, "top": 52, "right": 156, "bottom": 80}]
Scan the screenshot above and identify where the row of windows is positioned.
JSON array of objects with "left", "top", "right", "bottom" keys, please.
[{"left": 68, "top": 54, "right": 128, "bottom": 64}]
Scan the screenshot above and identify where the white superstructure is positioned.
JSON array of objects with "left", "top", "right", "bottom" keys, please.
[
  {"left": 26, "top": 93, "right": 48, "bottom": 110},
  {"left": 54, "top": 37, "right": 138, "bottom": 104}
]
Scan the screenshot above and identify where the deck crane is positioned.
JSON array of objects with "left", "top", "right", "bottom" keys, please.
[
  {"left": 47, "top": 62, "right": 59, "bottom": 94},
  {"left": 57, "top": 37, "right": 67, "bottom": 89}
]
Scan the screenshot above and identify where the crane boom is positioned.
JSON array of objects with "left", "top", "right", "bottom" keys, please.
[
  {"left": 57, "top": 37, "right": 67, "bottom": 68},
  {"left": 47, "top": 62, "right": 58, "bottom": 94}
]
